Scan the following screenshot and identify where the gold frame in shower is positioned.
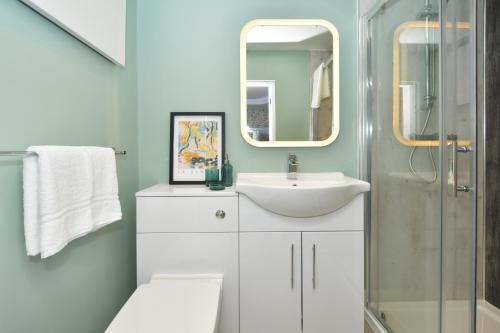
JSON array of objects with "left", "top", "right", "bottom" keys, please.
[{"left": 393, "top": 21, "right": 471, "bottom": 147}]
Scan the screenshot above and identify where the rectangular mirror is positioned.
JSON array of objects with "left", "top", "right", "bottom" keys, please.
[{"left": 240, "top": 19, "right": 340, "bottom": 147}]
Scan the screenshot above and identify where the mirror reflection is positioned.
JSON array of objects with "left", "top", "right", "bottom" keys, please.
[
  {"left": 393, "top": 21, "right": 470, "bottom": 146},
  {"left": 394, "top": 22, "right": 440, "bottom": 147},
  {"left": 243, "top": 23, "right": 337, "bottom": 144}
]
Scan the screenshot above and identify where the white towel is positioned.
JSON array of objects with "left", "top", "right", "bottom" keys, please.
[
  {"left": 23, "top": 146, "right": 122, "bottom": 258},
  {"left": 311, "top": 64, "right": 331, "bottom": 108}
]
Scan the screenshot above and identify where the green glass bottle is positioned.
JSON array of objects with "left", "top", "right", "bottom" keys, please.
[{"left": 222, "top": 154, "right": 233, "bottom": 187}]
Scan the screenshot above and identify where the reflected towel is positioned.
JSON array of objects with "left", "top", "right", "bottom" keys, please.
[
  {"left": 23, "top": 146, "right": 122, "bottom": 258},
  {"left": 311, "top": 63, "right": 331, "bottom": 108}
]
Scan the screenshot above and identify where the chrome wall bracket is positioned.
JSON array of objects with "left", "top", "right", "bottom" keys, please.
[{"left": 456, "top": 185, "right": 472, "bottom": 193}]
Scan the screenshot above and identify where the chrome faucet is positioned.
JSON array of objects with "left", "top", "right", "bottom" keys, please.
[{"left": 287, "top": 153, "right": 299, "bottom": 180}]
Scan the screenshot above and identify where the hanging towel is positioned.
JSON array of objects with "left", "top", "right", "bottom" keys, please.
[
  {"left": 23, "top": 146, "right": 122, "bottom": 258},
  {"left": 311, "top": 63, "right": 332, "bottom": 108},
  {"left": 321, "top": 65, "right": 331, "bottom": 101}
]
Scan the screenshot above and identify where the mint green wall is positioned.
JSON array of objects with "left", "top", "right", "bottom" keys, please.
[
  {"left": 247, "top": 50, "right": 310, "bottom": 141},
  {"left": 0, "top": 0, "right": 358, "bottom": 331},
  {"left": 137, "top": 0, "right": 358, "bottom": 187},
  {"left": 0, "top": 1, "right": 138, "bottom": 332}
]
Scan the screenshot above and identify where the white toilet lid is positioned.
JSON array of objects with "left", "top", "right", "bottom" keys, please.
[{"left": 105, "top": 277, "right": 222, "bottom": 333}]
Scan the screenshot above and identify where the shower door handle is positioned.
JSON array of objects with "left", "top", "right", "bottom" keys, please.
[
  {"left": 448, "top": 134, "right": 472, "bottom": 197},
  {"left": 291, "top": 244, "right": 294, "bottom": 289},
  {"left": 449, "top": 134, "right": 459, "bottom": 197},
  {"left": 312, "top": 244, "right": 316, "bottom": 289}
]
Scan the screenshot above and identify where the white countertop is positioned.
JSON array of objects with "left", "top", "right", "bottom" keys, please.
[{"left": 136, "top": 184, "right": 237, "bottom": 197}]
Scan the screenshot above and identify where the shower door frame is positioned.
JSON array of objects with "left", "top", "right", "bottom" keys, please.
[{"left": 358, "top": 1, "right": 378, "bottom": 326}]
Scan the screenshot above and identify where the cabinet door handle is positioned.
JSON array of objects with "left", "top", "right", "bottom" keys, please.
[
  {"left": 291, "top": 244, "right": 294, "bottom": 289},
  {"left": 312, "top": 244, "right": 316, "bottom": 289}
]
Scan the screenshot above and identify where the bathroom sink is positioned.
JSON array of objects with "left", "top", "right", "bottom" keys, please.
[{"left": 235, "top": 172, "right": 370, "bottom": 218}]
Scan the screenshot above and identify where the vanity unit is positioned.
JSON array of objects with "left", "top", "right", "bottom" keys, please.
[
  {"left": 136, "top": 173, "right": 368, "bottom": 333},
  {"left": 237, "top": 173, "right": 367, "bottom": 333}
]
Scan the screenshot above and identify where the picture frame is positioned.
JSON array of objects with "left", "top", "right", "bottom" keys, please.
[{"left": 169, "top": 112, "right": 225, "bottom": 184}]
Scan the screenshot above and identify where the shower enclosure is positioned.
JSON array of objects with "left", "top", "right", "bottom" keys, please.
[{"left": 361, "top": 0, "right": 480, "bottom": 332}]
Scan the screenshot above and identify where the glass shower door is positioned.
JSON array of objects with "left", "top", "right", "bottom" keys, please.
[
  {"left": 366, "top": 1, "right": 443, "bottom": 331},
  {"left": 364, "top": 0, "right": 477, "bottom": 332}
]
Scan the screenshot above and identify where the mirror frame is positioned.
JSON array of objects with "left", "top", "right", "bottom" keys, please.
[{"left": 240, "top": 19, "right": 340, "bottom": 147}]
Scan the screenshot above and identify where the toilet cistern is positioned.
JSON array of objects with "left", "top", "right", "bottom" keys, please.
[{"left": 287, "top": 153, "right": 299, "bottom": 180}]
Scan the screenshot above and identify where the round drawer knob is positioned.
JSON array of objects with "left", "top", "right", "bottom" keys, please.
[{"left": 215, "top": 210, "right": 226, "bottom": 219}]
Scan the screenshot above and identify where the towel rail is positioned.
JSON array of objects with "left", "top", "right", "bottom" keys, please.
[{"left": 0, "top": 149, "right": 127, "bottom": 157}]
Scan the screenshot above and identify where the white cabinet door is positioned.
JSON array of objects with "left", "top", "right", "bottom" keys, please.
[
  {"left": 136, "top": 233, "right": 238, "bottom": 333},
  {"left": 302, "top": 232, "right": 364, "bottom": 333},
  {"left": 240, "top": 232, "right": 302, "bottom": 333}
]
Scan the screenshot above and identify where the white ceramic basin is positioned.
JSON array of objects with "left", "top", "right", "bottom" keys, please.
[{"left": 235, "top": 172, "right": 370, "bottom": 218}]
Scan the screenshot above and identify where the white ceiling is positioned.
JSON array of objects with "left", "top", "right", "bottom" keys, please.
[{"left": 247, "top": 25, "right": 333, "bottom": 51}]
